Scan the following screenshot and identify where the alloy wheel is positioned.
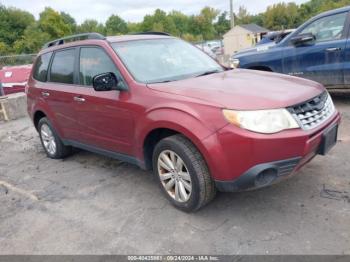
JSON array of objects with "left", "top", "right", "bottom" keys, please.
[
  {"left": 157, "top": 150, "right": 192, "bottom": 202},
  {"left": 40, "top": 124, "right": 57, "bottom": 155}
]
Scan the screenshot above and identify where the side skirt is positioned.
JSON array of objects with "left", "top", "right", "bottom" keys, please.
[{"left": 62, "top": 139, "right": 146, "bottom": 169}]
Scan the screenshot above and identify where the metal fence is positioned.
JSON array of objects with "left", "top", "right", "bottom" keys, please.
[{"left": 0, "top": 54, "right": 36, "bottom": 69}]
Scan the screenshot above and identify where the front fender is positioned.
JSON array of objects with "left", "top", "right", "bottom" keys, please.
[
  {"left": 134, "top": 106, "right": 222, "bottom": 164},
  {"left": 237, "top": 49, "right": 283, "bottom": 72}
]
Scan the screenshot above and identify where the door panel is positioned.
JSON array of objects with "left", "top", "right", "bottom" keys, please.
[
  {"left": 283, "top": 11, "right": 348, "bottom": 87},
  {"left": 42, "top": 83, "right": 81, "bottom": 140},
  {"left": 75, "top": 46, "right": 135, "bottom": 155},
  {"left": 74, "top": 89, "right": 135, "bottom": 155},
  {"left": 45, "top": 48, "right": 81, "bottom": 141},
  {"left": 283, "top": 39, "right": 346, "bottom": 86}
]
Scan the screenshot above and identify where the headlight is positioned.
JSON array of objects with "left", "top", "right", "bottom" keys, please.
[
  {"left": 223, "top": 108, "right": 300, "bottom": 134},
  {"left": 230, "top": 58, "right": 240, "bottom": 68}
]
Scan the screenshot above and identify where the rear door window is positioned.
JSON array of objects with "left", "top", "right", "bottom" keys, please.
[
  {"left": 49, "top": 49, "right": 76, "bottom": 84},
  {"left": 33, "top": 52, "right": 53, "bottom": 82}
]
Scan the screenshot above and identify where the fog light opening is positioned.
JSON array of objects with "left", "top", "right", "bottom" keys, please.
[{"left": 255, "top": 168, "right": 278, "bottom": 187}]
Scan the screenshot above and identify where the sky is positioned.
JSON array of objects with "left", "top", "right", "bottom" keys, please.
[{"left": 0, "top": 0, "right": 309, "bottom": 24}]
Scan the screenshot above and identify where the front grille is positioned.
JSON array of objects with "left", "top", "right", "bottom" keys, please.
[{"left": 288, "top": 92, "right": 335, "bottom": 130}]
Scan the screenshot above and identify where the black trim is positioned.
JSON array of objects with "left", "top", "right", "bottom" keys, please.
[
  {"left": 345, "top": 11, "right": 350, "bottom": 39},
  {"left": 63, "top": 139, "right": 145, "bottom": 169},
  {"left": 74, "top": 47, "right": 80, "bottom": 85},
  {"left": 43, "top": 33, "right": 105, "bottom": 49},
  {"left": 318, "top": 124, "right": 338, "bottom": 155},
  {"left": 215, "top": 157, "right": 302, "bottom": 192}
]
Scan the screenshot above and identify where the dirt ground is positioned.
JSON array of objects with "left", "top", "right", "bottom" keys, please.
[{"left": 0, "top": 96, "right": 349, "bottom": 255}]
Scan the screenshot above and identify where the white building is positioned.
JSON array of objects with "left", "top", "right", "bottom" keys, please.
[{"left": 223, "top": 24, "right": 268, "bottom": 56}]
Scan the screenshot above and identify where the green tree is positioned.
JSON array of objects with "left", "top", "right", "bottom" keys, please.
[
  {"left": 127, "top": 22, "right": 142, "bottom": 33},
  {"left": 250, "top": 13, "right": 265, "bottom": 27},
  {"left": 181, "top": 33, "right": 203, "bottom": 42},
  {"left": 13, "top": 23, "right": 51, "bottom": 53},
  {"left": 168, "top": 11, "right": 190, "bottom": 37},
  {"left": 60, "top": 11, "right": 77, "bottom": 33},
  {"left": 214, "top": 11, "right": 230, "bottom": 37},
  {"left": 77, "top": 19, "right": 105, "bottom": 34},
  {"left": 0, "top": 41, "right": 10, "bottom": 55},
  {"left": 0, "top": 5, "right": 35, "bottom": 46},
  {"left": 38, "top": 8, "right": 72, "bottom": 39},
  {"left": 3, "top": 0, "right": 350, "bottom": 55},
  {"left": 263, "top": 3, "right": 300, "bottom": 30},
  {"left": 189, "top": 7, "right": 219, "bottom": 40},
  {"left": 141, "top": 9, "right": 178, "bottom": 35},
  {"left": 105, "top": 14, "right": 128, "bottom": 35},
  {"left": 235, "top": 6, "right": 252, "bottom": 25},
  {"left": 299, "top": 0, "right": 350, "bottom": 21}
]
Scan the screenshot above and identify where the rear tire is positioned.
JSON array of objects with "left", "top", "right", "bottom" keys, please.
[
  {"left": 38, "top": 117, "right": 72, "bottom": 159},
  {"left": 152, "top": 134, "right": 216, "bottom": 212}
]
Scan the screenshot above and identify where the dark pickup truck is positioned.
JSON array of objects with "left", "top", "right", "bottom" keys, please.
[{"left": 232, "top": 6, "right": 350, "bottom": 90}]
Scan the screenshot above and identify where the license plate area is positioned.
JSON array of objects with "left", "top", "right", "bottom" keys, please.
[{"left": 318, "top": 124, "right": 338, "bottom": 155}]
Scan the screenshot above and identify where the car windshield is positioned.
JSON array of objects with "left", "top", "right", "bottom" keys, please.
[{"left": 111, "top": 38, "right": 223, "bottom": 84}]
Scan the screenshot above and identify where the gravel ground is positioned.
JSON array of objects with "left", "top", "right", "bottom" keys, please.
[{"left": 0, "top": 96, "right": 349, "bottom": 255}]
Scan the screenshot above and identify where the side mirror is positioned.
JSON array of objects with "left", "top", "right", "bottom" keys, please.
[
  {"left": 92, "top": 72, "right": 122, "bottom": 92},
  {"left": 291, "top": 33, "right": 316, "bottom": 46}
]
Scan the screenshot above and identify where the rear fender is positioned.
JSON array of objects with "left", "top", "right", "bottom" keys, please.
[{"left": 31, "top": 99, "right": 64, "bottom": 137}]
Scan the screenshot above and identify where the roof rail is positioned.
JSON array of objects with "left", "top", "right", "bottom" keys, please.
[
  {"left": 43, "top": 33, "right": 105, "bottom": 49},
  {"left": 131, "top": 32, "right": 171, "bottom": 36}
]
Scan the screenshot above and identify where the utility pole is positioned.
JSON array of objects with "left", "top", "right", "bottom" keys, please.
[{"left": 230, "top": 0, "right": 234, "bottom": 29}]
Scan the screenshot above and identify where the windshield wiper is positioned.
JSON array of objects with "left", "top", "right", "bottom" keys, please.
[
  {"left": 194, "top": 70, "right": 222, "bottom": 78},
  {"left": 148, "top": 80, "right": 173, "bottom": 84},
  {"left": 148, "top": 70, "right": 222, "bottom": 84}
]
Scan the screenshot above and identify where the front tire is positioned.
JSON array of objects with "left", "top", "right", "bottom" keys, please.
[
  {"left": 152, "top": 134, "right": 216, "bottom": 212},
  {"left": 38, "top": 117, "right": 72, "bottom": 159}
]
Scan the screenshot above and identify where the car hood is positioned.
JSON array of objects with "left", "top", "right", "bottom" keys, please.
[
  {"left": 234, "top": 42, "right": 277, "bottom": 57},
  {"left": 147, "top": 69, "right": 324, "bottom": 110}
]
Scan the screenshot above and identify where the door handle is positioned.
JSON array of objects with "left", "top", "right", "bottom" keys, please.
[
  {"left": 74, "top": 96, "right": 86, "bottom": 102},
  {"left": 41, "top": 91, "right": 50, "bottom": 97},
  {"left": 326, "top": 47, "right": 342, "bottom": 52}
]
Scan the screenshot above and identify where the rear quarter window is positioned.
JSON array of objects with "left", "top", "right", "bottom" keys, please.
[{"left": 33, "top": 52, "right": 53, "bottom": 82}]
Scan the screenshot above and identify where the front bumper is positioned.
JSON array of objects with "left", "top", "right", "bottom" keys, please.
[
  {"left": 201, "top": 111, "right": 341, "bottom": 192},
  {"left": 215, "top": 157, "right": 301, "bottom": 192}
]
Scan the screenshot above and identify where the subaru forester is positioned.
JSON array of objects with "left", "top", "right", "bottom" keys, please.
[{"left": 27, "top": 32, "right": 341, "bottom": 212}]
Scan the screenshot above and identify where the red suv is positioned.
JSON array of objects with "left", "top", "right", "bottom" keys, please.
[{"left": 27, "top": 33, "right": 341, "bottom": 212}]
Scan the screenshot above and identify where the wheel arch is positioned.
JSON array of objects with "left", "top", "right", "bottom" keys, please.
[
  {"left": 33, "top": 110, "right": 47, "bottom": 131},
  {"left": 141, "top": 123, "right": 213, "bottom": 172},
  {"left": 143, "top": 127, "right": 180, "bottom": 170},
  {"left": 31, "top": 106, "right": 63, "bottom": 137}
]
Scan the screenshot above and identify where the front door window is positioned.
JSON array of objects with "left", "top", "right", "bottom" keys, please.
[{"left": 299, "top": 12, "right": 347, "bottom": 43}]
